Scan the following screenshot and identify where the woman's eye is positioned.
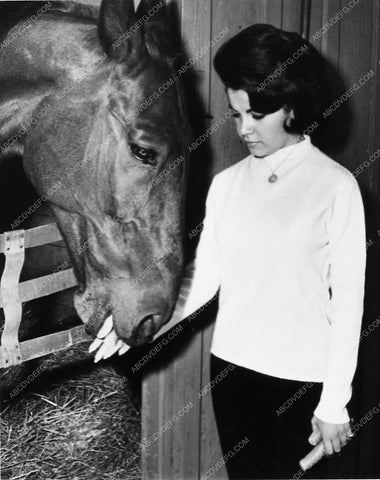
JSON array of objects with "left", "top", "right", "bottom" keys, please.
[
  {"left": 231, "top": 112, "right": 265, "bottom": 120},
  {"left": 130, "top": 143, "right": 157, "bottom": 166},
  {"left": 251, "top": 113, "right": 266, "bottom": 120}
]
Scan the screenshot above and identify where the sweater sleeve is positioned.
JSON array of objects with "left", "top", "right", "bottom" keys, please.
[
  {"left": 313, "top": 176, "right": 366, "bottom": 424},
  {"left": 181, "top": 177, "right": 221, "bottom": 319}
]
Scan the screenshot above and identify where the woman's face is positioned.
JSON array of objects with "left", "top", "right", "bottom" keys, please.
[{"left": 227, "top": 88, "right": 299, "bottom": 158}]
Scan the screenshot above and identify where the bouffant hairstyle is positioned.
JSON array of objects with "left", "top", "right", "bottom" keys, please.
[{"left": 213, "top": 24, "right": 331, "bottom": 134}]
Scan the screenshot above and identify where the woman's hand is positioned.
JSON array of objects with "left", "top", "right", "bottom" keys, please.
[{"left": 309, "top": 415, "right": 353, "bottom": 455}]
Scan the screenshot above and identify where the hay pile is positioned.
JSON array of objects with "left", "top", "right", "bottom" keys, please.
[{"left": 1, "top": 357, "right": 141, "bottom": 480}]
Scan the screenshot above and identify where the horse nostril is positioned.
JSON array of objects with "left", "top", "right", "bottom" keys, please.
[{"left": 137, "top": 314, "right": 161, "bottom": 338}]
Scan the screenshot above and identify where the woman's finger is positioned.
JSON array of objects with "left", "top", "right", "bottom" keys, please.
[
  {"left": 97, "top": 315, "right": 113, "bottom": 339},
  {"left": 343, "top": 425, "right": 354, "bottom": 443},
  {"left": 339, "top": 432, "right": 348, "bottom": 448},
  {"left": 94, "top": 329, "right": 118, "bottom": 362},
  {"left": 322, "top": 438, "right": 334, "bottom": 456},
  {"left": 89, "top": 337, "right": 103, "bottom": 353},
  {"left": 102, "top": 330, "right": 122, "bottom": 360},
  {"left": 309, "top": 415, "right": 321, "bottom": 445},
  {"left": 308, "top": 428, "right": 322, "bottom": 446},
  {"left": 94, "top": 341, "right": 109, "bottom": 363},
  {"left": 118, "top": 343, "right": 131, "bottom": 356},
  {"left": 331, "top": 435, "right": 342, "bottom": 453}
]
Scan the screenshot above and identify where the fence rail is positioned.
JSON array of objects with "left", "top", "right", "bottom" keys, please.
[{"left": 0, "top": 223, "right": 90, "bottom": 368}]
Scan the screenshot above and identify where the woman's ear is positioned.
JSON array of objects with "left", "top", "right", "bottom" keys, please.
[{"left": 285, "top": 109, "right": 295, "bottom": 128}]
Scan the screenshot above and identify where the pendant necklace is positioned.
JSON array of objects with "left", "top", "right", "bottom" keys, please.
[{"left": 261, "top": 136, "right": 304, "bottom": 183}]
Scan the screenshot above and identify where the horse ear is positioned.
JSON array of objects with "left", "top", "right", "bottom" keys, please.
[
  {"left": 135, "top": 0, "right": 168, "bottom": 26},
  {"left": 98, "top": 0, "right": 149, "bottom": 66},
  {"left": 135, "top": 0, "right": 175, "bottom": 57}
]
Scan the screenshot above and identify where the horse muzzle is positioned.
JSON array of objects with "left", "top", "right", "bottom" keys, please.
[{"left": 111, "top": 304, "right": 168, "bottom": 346}]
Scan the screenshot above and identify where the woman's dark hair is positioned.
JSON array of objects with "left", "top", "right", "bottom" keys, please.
[{"left": 213, "top": 24, "right": 331, "bottom": 134}]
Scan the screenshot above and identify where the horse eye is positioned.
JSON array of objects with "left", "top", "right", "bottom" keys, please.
[{"left": 130, "top": 143, "right": 157, "bottom": 165}]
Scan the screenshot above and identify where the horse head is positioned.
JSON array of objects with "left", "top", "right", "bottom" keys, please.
[{"left": 12, "top": 0, "right": 191, "bottom": 345}]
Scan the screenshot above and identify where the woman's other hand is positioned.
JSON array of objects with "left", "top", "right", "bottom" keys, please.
[{"left": 309, "top": 415, "right": 353, "bottom": 455}]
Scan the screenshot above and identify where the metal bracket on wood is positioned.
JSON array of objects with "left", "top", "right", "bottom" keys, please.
[{"left": 0, "top": 230, "right": 25, "bottom": 367}]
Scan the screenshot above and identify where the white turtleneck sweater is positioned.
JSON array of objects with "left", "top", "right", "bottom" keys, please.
[{"left": 182, "top": 135, "right": 366, "bottom": 424}]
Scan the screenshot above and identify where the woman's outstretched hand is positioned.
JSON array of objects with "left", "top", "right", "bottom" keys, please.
[{"left": 309, "top": 415, "right": 353, "bottom": 455}]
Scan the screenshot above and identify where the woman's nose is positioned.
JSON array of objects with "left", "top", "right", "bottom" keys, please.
[{"left": 239, "top": 115, "right": 255, "bottom": 137}]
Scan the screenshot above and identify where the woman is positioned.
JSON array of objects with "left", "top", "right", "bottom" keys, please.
[{"left": 181, "top": 24, "right": 366, "bottom": 479}]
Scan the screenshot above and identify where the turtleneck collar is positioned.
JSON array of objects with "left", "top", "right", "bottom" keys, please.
[{"left": 252, "top": 134, "right": 312, "bottom": 168}]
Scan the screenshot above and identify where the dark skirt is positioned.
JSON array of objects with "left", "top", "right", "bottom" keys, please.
[{"left": 210, "top": 353, "right": 330, "bottom": 479}]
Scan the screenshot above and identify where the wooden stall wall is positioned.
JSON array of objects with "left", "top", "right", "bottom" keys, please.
[{"left": 143, "top": 1, "right": 380, "bottom": 479}]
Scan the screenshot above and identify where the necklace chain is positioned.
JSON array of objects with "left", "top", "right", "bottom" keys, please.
[{"left": 261, "top": 136, "right": 305, "bottom": 183}]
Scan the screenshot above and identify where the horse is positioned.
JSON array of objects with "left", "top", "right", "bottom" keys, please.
[{"left": 0, "top": 0, "right": 191, "bottom": 355}]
